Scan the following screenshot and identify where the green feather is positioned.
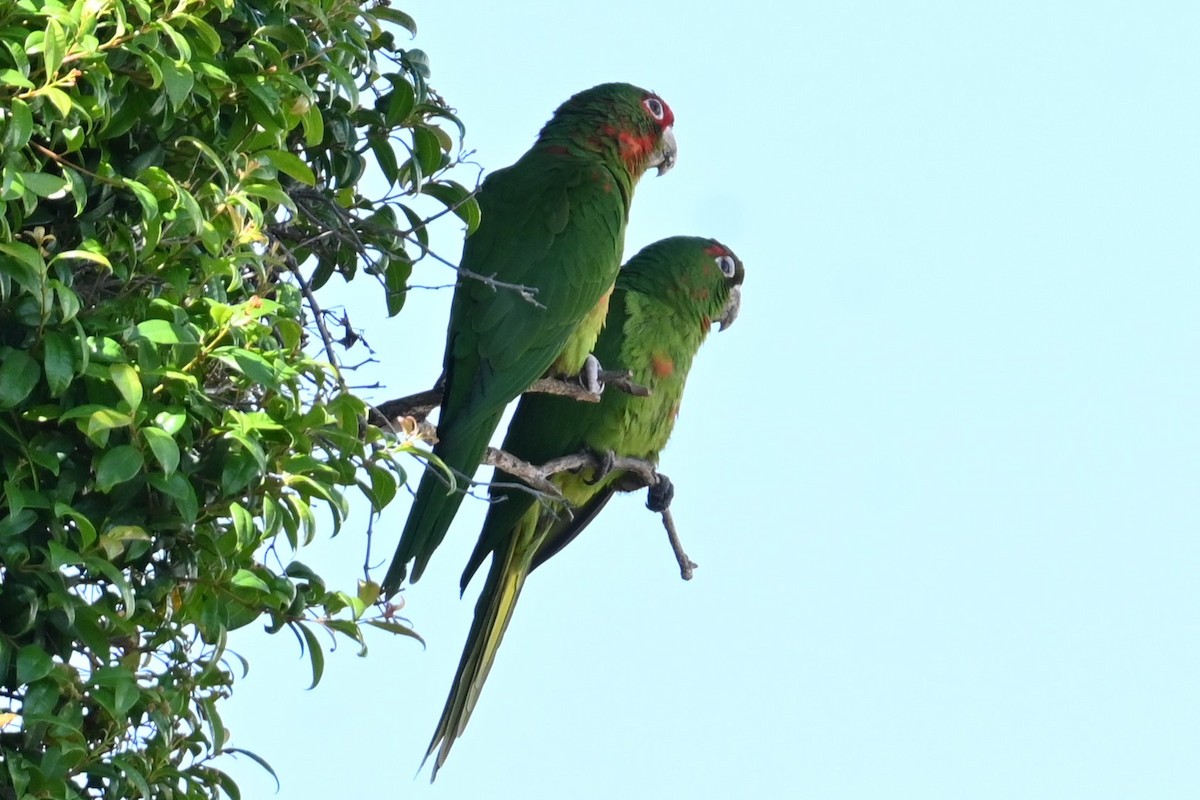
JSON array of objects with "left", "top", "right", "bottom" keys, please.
[
  {"left": 427, "top": 236, "right": 746, "bottom": 776},
  {"left": 383, "top": 83, "right": 677, "bottom": 591}
]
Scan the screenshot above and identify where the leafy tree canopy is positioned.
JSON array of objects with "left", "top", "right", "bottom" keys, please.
[{"left": 0, "top": 0, "right": 474, "bottom": 796}]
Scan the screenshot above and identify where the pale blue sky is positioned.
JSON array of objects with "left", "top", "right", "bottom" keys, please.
[{"left": 224, "top": 2, "right": 1200, "bottom": 797}]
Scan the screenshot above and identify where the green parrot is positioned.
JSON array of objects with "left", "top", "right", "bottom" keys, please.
[
  {"left": 423, "top": 235, "right": 745, "bottom": 777},
  {"left": 383, "top": 83, "right": 678, "bottom": 591}
]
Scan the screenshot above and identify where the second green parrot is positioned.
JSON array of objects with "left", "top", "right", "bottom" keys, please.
[
  {"left": 383, "top": 82, "right": 678, "bottom": 591},
  {"left": 423, "top": 235, "right": 746, "bottom": 777}
]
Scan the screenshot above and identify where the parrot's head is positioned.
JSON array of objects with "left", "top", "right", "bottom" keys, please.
[
  {"left": 539, "top": 82, "right": 678, "bottom": 180},
  {"left": 621, "top": 236, "right": 745, "bottom": 334}
]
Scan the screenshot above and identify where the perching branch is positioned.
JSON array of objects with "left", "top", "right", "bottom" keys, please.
[
  {"left": 370, "top": 374, "right": 694, "bottom": 580},
  {"left": 478, "top": 447, "right": 696, "bottom": 581},
  {"left": 370, "top": 370, "right": 650, "bottom": 425}
]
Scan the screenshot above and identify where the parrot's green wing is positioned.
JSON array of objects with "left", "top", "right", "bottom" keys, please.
[
  {"left": 382, "top": 83, "right": 678, "bottom": 591},
  {"left": 457, "top": 285, "right": 634, "bottom": 590},
  {"left": 426, "top": 236, "right": 746, "bottom": 777}
]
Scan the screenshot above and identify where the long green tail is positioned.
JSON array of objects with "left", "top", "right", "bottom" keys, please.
[
  {"left": 425, "top": 542, "right": 528, "bottom": 780},
  {"left": 383, "top": 409, "right": 504, "bottom": 592}
]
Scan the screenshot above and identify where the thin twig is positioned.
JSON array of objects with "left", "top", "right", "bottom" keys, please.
[
  {"left": 660, "top": 509, "right": 697, "bottom": 580},
  {"left": 272, "top": 237, "right": 344, "bottom": 387},
  {"left": 402, "top": 239, "right": 544, "bottom": 307}
]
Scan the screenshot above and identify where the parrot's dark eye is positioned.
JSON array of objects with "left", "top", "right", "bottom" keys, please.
[
  {"left": 643, "top": 97, "right": 665, "bottom": 121},
  {"left": 715, "top": 255, "right": 737, "bottom": 278}
]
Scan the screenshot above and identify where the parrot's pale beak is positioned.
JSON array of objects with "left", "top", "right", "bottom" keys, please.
[
  {"left": 716, "top": 285, "right": 741, "bottom": 331},
  {"left": 652, "top": 127, "right": 677, "bottom": 176}
]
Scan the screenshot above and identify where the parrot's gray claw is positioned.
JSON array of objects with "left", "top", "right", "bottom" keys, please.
[
  {"left": 578, "top": 354, "right": 604, "bottom": 396},
  {"left": 584, "top": 449, "right": 616, "bottom": 485},
  {"left": 646, "top": 474, "right": 674, "bottom": 512}
]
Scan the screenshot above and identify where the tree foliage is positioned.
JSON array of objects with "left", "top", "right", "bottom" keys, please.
[{"left": 0, "top": 0, "right": 474, "bottom": 796}]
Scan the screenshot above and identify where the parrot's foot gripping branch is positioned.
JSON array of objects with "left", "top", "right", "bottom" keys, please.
[
  {"left": 481, "top": 448, "right": 697, "bottom": 581},
  {"left": 578, "top": 354, "right": 604, "bottom": 396}
]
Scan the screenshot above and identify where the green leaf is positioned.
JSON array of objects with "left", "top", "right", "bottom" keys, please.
[
  {"left": 302, "top": 104, "right": 324, "bottom": 147},
  {"left": 42, "top": 330, "right": 75, "bottom": 396},
  {"left": 383, "top": 256, "right": 410, "bottom": 316},
  {"left": 154, "top": 408, "right": 186, "bottom": 435},
  {"left": 240, "top": 182, "right": 295, "bottom": 211},
  {"left": 148, "top": 472, "right": 197, "bottom": 523},
  {"left": 54, "top": 502, "right": 97, "bottom": 549},
  {"left": 5, "top": 98, "right": 33, "bottom": 149},
  {"left": 421, "top": 180, "right": 481, "bottom": 234},
  {"left": 122, "top": 178, "right": 159, "bottom": 220},
  {"left": 0, "top": 350, "right": 40, "bottom": 409},
  {"left": 0, "top": 241, "right": 47, "bottom": 288},
  {"left": 374, "top": 7, "right": 417, "bottom": 34},
  {"left": 85, "top": 408, "right": 132, "bottom": 442},
  {"left": 295, "top": 622, "right": 325, "bottom": 689},
  {"left": 159, "top": 58, "right": 194, "bottom": 110},
  {"left": 369, "top": 134, "right": 399, "bottom": 187},
  {"left": 50, "top": 249, "right": 112, "bottom": 270},
  {"left": 357, "top": 580, "right": 381, "bottom": 607},
  {"left": 382, "top": 78, "right": 415, "bottom": 126},
  {"left": 365, "top": 619, "right": 426, "bottom": 646},
  {"left": 133, "top": 319, "right": 184, "bottom": 344},
  {"left": 95, "top": 445, "right": 144, "bottom": 492},
  {"left": 231, "top": 569, "right": 270, "bottom": 592},
  {"left": 0, "top": 69, "right": 35, "bottom": 91},
  {"left": 17, "top": 645, "right": 54, "bottom": 684},
  {"left": 230, "top": 501, "right": 255, "bottom": 549},
  {"left": 177, "top": 136, "right": 231, "bottom": 184},
  {"left": 259, "top": 149, "right": 316, "bottom": 186},
  {"left": 19, "top": 172, "right": 67, "bottom": 198},
  {"left": 42, "top": 18, "right": 66, "bottom": 79},
  {"left": 110, "top": 756, "right": 152, "bottom": 798},
  {"left": 216, "top": 748, "right": 279, "bottom": 790},
  {"left": 363, "top": 463, "right": 397, "bottom": 511},
  {"left": 40, "top": 86, "right": 74, "bottom": 118},
  {"left": 140, "top": 427, "right": 179, "bottom": 475},
  {"left": 0, "top": 508, "right": 37, "bottom": 539},
  {"left": 109, "top": 363, "right": 142, "bottom": 411},
  {"left": 98, "top": 525, "right": 151, "bottom": 560},
  {"left": 176, "top": 13, "right": 221, "bottom": 53},
  {"left": 215, "top": 348, "right": 278, "bottom": 387}
]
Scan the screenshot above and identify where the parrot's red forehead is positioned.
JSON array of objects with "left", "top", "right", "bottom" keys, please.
[{"left": 704, "top": 242, "right": 732, "bottom": 257}]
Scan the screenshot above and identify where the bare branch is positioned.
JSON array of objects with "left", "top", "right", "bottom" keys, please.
[
  {"left": 270, "top": 236, "right": 346, "bottom": 390},
  {"left": 660, "top": 509, "right": 697, "bottom": 581},
  {"left": 475, "top": 447, "right": 695, "bottom": 581},
  {"left": 371, "top": 388, "right": 443, "bottom": 424},
  {"left": 483, "top": 447, "right": 565, "bottom": 500},
  {"left": 403, "top": 238, "right": 545, "bottom": 307},
  {"left": 370, "top": 370, "right": 650, "bottom": 425}
]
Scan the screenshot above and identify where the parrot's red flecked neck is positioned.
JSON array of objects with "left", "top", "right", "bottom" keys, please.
[{"left": 617, "top": 129, "right": 659, "bottom": 173}]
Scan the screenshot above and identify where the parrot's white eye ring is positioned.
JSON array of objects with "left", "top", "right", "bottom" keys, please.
[
  {"left": 715, "top": 255, "right": 737, "bottom": 278},
  {"left": 643, "top": 97, "right": 665, "bottom": 120}
]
